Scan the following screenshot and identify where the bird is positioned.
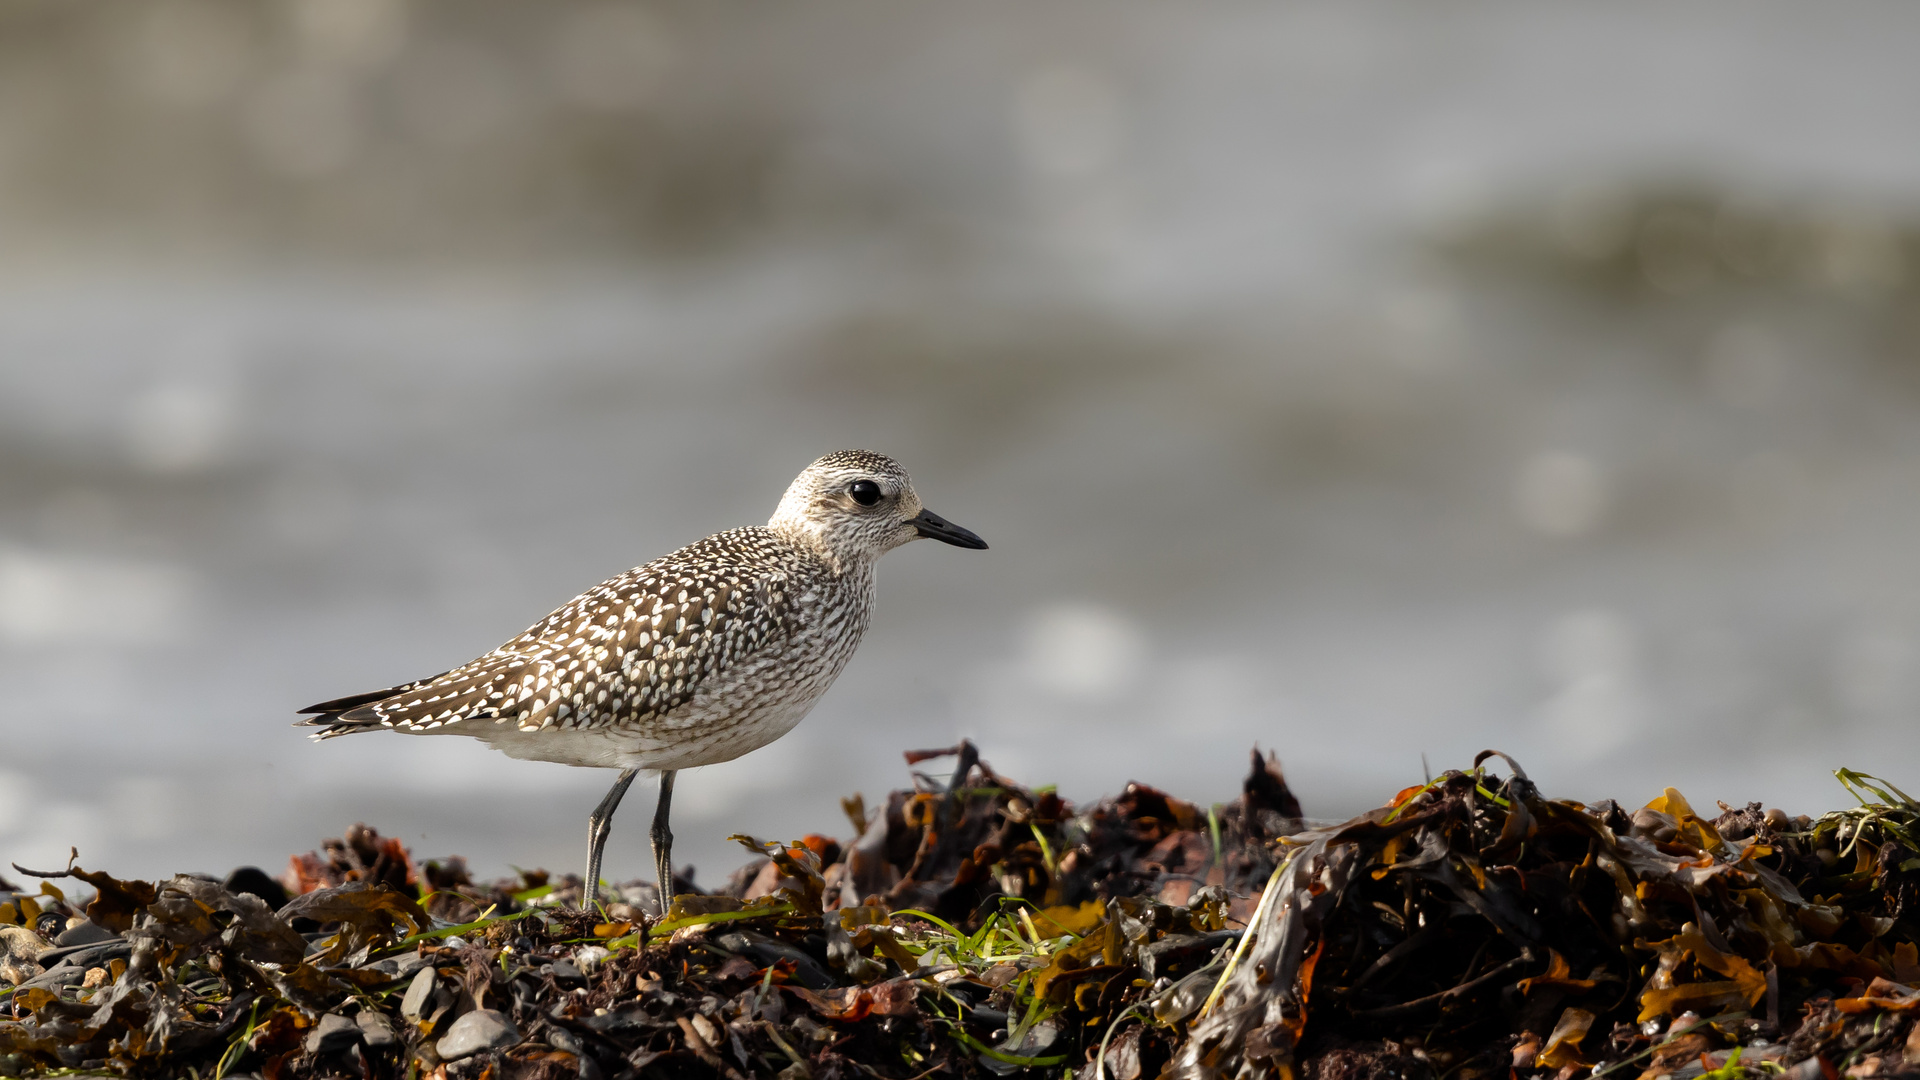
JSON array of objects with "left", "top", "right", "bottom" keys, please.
[{"left": 297, "top": 450, "right": 986, "bottom": 911}]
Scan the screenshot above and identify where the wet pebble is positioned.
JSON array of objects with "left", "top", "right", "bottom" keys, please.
[
  {"left": 358, "top": 1009, "right": 398, "bottom": 1048},
  {"left": 304, "top": 1012, "right": 360, "bottom": 1055},
  {"left": 614, "top": 884, "right": 659, "bottom": 910},
  {"left": 436, "top": 1009, "right": 520, "bottom": 1060},
  {"left": 0, "top": 925, "right": 52, "bottom": 963},
  {"left": 53, "top": 921, "right": 117, "bottom": 948},
  {"left": 400, "top": 966, "right": 438, "bottom": 1020},
  {"left": 370, "top": 951, "right": 430, "bottom": 980},
  {"left": 1784, "top": 1057, "right": 1824, "bottom": 1080}
]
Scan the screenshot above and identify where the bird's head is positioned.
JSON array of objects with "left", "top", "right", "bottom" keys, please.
[{"left": 769, "top": 450, "right": 987, "bottom": 571}]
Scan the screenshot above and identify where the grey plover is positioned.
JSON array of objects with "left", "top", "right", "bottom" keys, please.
[{"left": 299, "top": 450, "right": 986, "bottom": 910}]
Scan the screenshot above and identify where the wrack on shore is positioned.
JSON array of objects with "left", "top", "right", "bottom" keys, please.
[{"left": 5, "top": 746, "right": 1920, "bottom": 1080}]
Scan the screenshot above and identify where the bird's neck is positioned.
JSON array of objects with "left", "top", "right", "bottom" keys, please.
[{"left": 768, "top": 519, "right": 872, "bottom": 580}]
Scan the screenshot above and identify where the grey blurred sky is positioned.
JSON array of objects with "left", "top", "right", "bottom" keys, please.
[{"left": 3, "top": 1, "right": 1920, "bottom": 886}]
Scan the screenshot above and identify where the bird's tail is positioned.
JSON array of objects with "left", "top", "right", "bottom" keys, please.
[
  {"left": 295, "top": 679, "right": 437, "bottom": 739},
  {"left": 296, "top": 656, "right": 539, "bottom": 738}
]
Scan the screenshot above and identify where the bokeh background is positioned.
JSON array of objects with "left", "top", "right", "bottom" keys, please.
[{"left": 5, "top": 1, "right": 1920, "bottom": 886}]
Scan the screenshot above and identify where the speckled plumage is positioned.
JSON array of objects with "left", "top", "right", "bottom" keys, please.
[
  {"left": 299, "top": 450, "right": 981, "bottom": 777},
  {"left": 301, "top": 527, "right": 871, "bottom": 770},
  {"left": 301, "top": 450, "right": 986, "bottom": 907}
]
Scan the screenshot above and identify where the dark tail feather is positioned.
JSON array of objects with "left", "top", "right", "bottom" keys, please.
[
  {"left": 295, "top": 673, "right": 447, "bottom": 737},
  {"left": 300, "top": 684, "right": 413, "bottom": 716}
]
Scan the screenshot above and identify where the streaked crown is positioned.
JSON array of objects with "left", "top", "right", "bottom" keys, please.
[{"left": 768, "top": 450, "right": 926, "bottom": 570}]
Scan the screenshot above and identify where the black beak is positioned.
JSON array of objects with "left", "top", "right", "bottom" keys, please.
[{"left": 910, "top": 508, "right": 988, "bottom": 550}]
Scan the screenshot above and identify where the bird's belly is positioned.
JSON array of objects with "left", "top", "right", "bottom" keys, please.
[{"left": 470, "top": 652, "right": 839, "bottom": 771}]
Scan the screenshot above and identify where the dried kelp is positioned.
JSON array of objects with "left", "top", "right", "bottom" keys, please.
[{"left": 6, "top": 745, "right": 1920, "bottom": 1080}]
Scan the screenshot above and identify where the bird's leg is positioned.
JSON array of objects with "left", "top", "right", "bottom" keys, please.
[
  {"left": 584, "top": 768, "right": 639, "bottom": 909},
  {"left": 650, "top": 770, "right": 677, "bottom": 916}
]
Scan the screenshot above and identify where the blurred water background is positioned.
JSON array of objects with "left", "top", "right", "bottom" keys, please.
[{"left": 4, "top": 1, "right": 1920, "bottom": 885}]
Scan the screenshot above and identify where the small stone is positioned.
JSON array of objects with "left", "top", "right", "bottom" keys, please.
[
  {"left": 1786, "top": 1059, "right": 1826, "bottom": 1080},
  {"left": 0, "top": 927, "right": 51, "bottom": 986},
  {"left": 549, "top": 959, "right": 585, "bottom": 987},
  {"left": 53, "top": 922, "right": 117, "bottom": 948},
  {"left": 573, "top": 946, "right": 610, "bottom": 975},
  {"left": 358, "top": 1009, "right": 398, "bottom": 1048},
  {"left": 616, "top": 883, "right": 660, "bottom": 910},
  {"left": 401, "top": 967, "right": 438, "bottom": 1020},
  {"left": 371, "top": 952, "right": 430, "bottom": 980},
  {"left": 305, "top": 1012, "right": 360, "bottom": 1055},
  {"left": 0, "top": 926, "right": 52, "bottom": 964},
  {"left": 981, "top": 964, "right": 1018, "bottom": 987},
  {"left": 546, "top": 1028, "right": 585, "bottom": 1056},
  {"left": 435, "top": 1009, "right": 519, "bottom": 1060}
]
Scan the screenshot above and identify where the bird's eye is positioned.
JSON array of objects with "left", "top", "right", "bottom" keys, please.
[{"left": 848, "top": 480, "right": 883, "bottom": 506}]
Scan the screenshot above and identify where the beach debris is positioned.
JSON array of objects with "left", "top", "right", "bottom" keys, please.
[{"left": 4, "top": 746, "right": 1920, "bottom": 1079}]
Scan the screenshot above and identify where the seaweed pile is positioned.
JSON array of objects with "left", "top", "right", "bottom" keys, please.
[{"left": 7, "top": 745, "right": 1920, "bottom": 1080}]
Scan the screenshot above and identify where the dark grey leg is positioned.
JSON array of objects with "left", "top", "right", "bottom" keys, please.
[
  {"left": 584, "top": 768, "right": 639, "bottom": 908},
  {"left": 650, "top": 770, "right": 677, "bottom": 915}
]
